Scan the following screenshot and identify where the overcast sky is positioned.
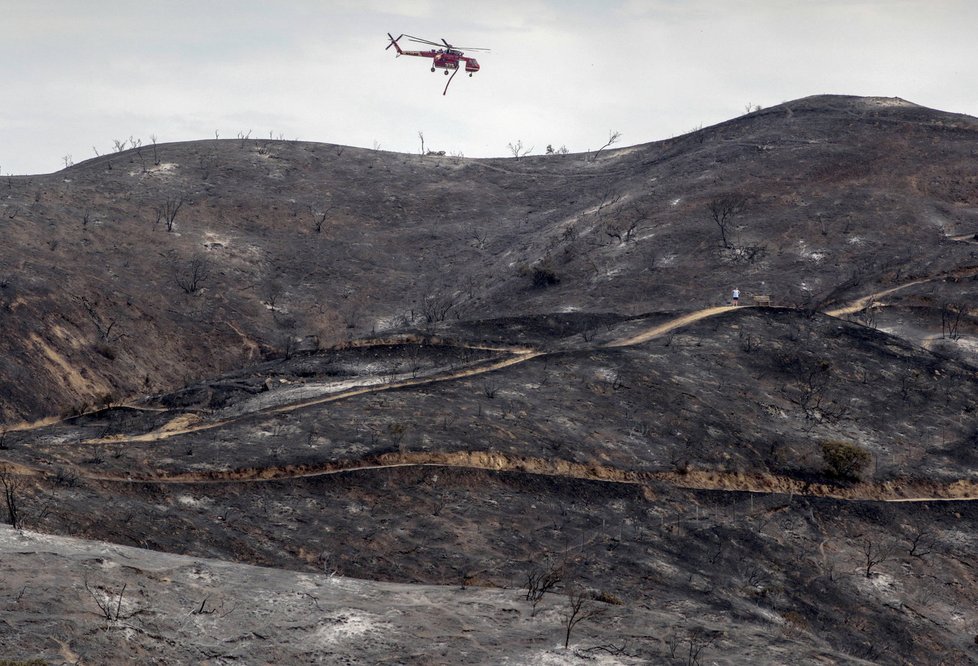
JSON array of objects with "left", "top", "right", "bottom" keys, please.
[{"left": 2, "top": 0, "right": 976, "bottom": 175}]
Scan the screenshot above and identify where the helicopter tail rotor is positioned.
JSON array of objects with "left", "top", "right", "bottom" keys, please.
[{"left": 386, "top": 33, "right": 404, "bottom": 54}]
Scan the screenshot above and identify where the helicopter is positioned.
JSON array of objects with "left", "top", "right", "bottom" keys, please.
[{"left": 386, "top": 33, "right": 488, "bottom": 95}]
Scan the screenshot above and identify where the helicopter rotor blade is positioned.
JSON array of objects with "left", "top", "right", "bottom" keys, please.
[
  {"left": 385, "top": 33, "right": 403, "bottom": 50},
  {"left": 403, "top": 35, "right": 489, "bottom": 52},
  {"left": 441, "top": 38, "right": 490, "bottom": 52},
  {"left": 404, "top": 34, "right": 444, "bottom": 48}
]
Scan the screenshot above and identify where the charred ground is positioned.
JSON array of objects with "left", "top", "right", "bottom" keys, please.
[{"left": 3, "top": 95, "right": 978, "bottom": 664}]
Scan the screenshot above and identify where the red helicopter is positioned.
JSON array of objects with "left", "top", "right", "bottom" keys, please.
[{"left": 386, "top": 33, "right": 488, "bottom": 95}]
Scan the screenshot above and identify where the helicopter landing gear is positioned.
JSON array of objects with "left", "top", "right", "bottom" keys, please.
[
  {"left": 431, "top": 67, "right": 435, "bottom": 72},
  {"left": 468, "top": 73, "right": 473, "bottom": 77},
  {"left": 444, "top": 70, "right": 450, "bottom": 75}
]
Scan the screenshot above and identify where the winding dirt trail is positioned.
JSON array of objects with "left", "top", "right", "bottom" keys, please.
[
  {"left": 15, "top": 268, "right": 973, "bottom": 444},
  {"left": 825, "top": 264, "right": 978, "bottom": 317},
  {"left": 824, "top": 280, "right": 931, "bottom": 317},
  {"left": 80, "top": 450, "right": 978, "bottom": 504},
  {"left": 10, "top": 271, "right": 978, "bottom": 504},
  {"left": 88, "top": 350, "right": 541, "bottom": 444},
  {"left": 605, "top": 306, "right": 736, "bottom": 347},
  {"left": 81, "top": 304, "right": 741, "bottom": 445}
]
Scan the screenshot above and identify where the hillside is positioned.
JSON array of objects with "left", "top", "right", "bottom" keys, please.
[
  {"left": 3, "top": 95, "right": 978, "bottom": 664},
  {"left": 3, "top": 94, "right": 978, "bottom": 424}
]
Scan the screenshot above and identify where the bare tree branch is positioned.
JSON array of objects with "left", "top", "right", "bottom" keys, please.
[
  {"left": 589, "top": 130, "right": 622, "bottom": 162},
  {"left": 707, "top": 194, "right": 747, "bottom": 249},
  {"left": 562, "top": 587, "right": 606, "bottom": 649},
  {"left": 0, "top": 464, "right": 22, "bottom": 529}
]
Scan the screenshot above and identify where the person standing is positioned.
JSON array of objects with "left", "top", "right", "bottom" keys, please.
[{"left": 732, "top": 288, "right": 740, "bottom": 305}]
